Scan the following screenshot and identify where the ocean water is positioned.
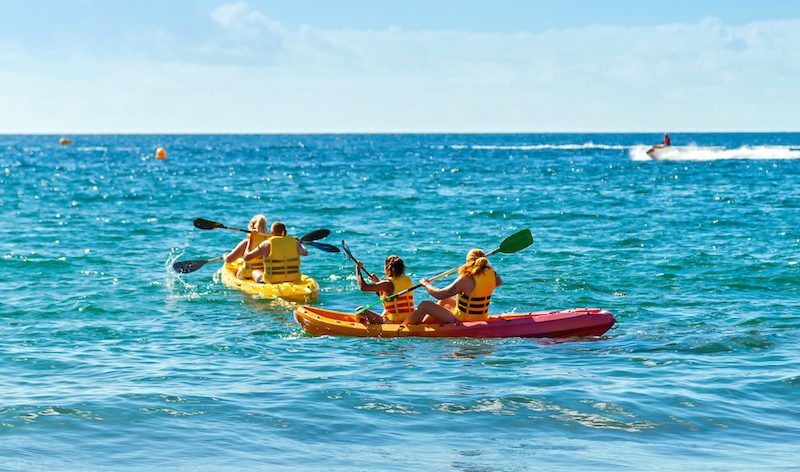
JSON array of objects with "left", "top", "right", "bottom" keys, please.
[{"left": 1, "top": 133, "right": 799, "bottom": 471}]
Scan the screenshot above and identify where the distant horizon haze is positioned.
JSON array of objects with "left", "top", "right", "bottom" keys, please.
[{"left": 1, "top": 1, "right": 798, "bottom": 133}]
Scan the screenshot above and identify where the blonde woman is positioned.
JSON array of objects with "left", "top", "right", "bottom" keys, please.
[
  {"left": 404, "top": 249, "right": 502, "bottom": 325},
  {"left": 223, "top": 214, "right": 268, "bottom": 280}
]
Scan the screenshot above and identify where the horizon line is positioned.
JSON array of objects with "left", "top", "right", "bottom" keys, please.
[{"left": 2, "top": 130, "right": 800, "bottom": 136}]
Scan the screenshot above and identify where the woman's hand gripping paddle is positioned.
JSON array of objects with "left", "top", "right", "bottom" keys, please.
[{"left": 354, "top": 229, "right": 533, "bottom": 315}]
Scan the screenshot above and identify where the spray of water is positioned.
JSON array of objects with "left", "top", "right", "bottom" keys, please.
[
  {"left": 630, "top": 145, "right": 800, "bottom": 162},
  {"left": 443, "top": 143, "right": 628, "bottom": 151}
]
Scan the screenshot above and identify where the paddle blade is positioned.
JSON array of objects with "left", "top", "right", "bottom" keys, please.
[
  {"left": 307, "top": 240, "right": 341, "bottom": 253},
  {"left": 172, "top": 259, "right": 210, "bottom": 274},
  {"left": 341, "top": 240, "right": 357, "bottom": 262},
  {"left": 194, "top": 218, "right": 224, "bottom": 230},
  {"left": 495, "top": 229, "right": 534, "bottom": 254},
  {"left": 301, "top": 229, "right": 331, "bottom": 243}
]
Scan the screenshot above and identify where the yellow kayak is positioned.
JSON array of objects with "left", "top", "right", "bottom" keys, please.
[{"left": 219, "top": 263, "right": 319, "bottom": 303}]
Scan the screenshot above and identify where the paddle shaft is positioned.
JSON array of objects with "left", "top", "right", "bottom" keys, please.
[
  {"left": 195, "top": 219, "right": 330, "bottom": 243},
  {"left": 221, "top": 225, "right": 269, "bottom": 237},
  {"left": 342, "top": 241, "right": 376, "bottom": 279},
  {"left": 218, "top": 226, "right": 331, "bottom": 251},
  {"left": 358, "top": 266, "right": 375, "bottom": 280},
  {"left": 354, "top": 262, "right": 375, "bottom": 280},
  {"left": 305, "top": 240, "right": 341, "bottom": 253}
]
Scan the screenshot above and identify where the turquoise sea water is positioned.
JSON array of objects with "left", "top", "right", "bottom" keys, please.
[{"left": 1, "top": 133, "right": 799, "bottom": 471}]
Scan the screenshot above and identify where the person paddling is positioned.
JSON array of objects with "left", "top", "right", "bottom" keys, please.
[
  {"left": 354, "top": 256, "right": 415, "bottom": 324},
  {"left": 223, "top": 214, "right": 268, "bottom": 280},
  {"left": 244, "top": 221, "right": 308, "bottom": 283},
  {"left": 404, "top": 249, "right": 502, "bottom": 325}
]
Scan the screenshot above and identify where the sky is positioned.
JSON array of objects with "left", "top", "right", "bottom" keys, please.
[{"left": 1, "top": 0, "right": 799, "bottom": 133}]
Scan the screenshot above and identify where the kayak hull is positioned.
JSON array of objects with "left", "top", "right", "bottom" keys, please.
[
  {"left": 220, "top": 264, "right": 319, "bottom": 302},
  {"left": 294, "top": 306, "right": 616, "bottom": 338}
]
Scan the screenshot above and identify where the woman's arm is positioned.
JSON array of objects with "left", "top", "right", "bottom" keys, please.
[
  {"left": 495, "top": 273, "right": 503, "bottom": 288},
  {"left": 421, "top": 277, "right": 473, "bottom": 300},
  {"left": 224, "top": 240, "right": 247, "bottom": 263},
  {"left": 244, "top": 241, "right": 269, "bottom": 261},
  {"left": 355, "top": 262, "right": 392, "bottom": 293}
]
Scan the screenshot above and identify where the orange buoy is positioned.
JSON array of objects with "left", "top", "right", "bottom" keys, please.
[
  {"left": 59, "top": 137, "right": 72, "bottom": 146},
  {"left": 155, "top": 148, "right": 167, "bottom": 160}
]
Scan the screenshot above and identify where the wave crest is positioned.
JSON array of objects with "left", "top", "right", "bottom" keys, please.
[
  {"left": 630, "top": 145, "right": 800, "bottom": 161},
  {"left": 436, "top": 142, "right": 628, "bottom": 151}
]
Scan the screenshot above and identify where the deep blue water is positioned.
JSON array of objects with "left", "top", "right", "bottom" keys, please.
[{"left": 1, "top": 133, "right": 799, "bottom": 471}]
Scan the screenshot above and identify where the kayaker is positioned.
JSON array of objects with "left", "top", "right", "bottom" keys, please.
[
  {"left": 354, "top": 255, "right": 414, "bottom": 324},
  {"left": 244, "top": 221, "right": 308, "bottom": 283},
  {"left": 223, "top": 214, "right": 268, "bottom": 280},
  {"left": 404, "top": 249, "right": 502, "bottom": 325}
]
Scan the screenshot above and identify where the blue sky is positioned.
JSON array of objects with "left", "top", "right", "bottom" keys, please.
[{"left": 1, "top": 0, "right": 799, "bottom": 133}]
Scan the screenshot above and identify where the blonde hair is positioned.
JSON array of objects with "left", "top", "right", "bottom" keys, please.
[
  {"left": 248, "top": 214, "right": 267, "bottom": 233},
  {"left": 458, "top": 248, "right": 490, "bottom": 278}
]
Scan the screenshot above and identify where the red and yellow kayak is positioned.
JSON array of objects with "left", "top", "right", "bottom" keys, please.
[{"left": 295, "top": 305, "right": 615, "bottom": 338}]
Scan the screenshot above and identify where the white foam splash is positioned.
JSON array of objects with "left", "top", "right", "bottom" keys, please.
[
  {"left": 164, "top": 246, "right": 202, "bottom": 300},
  {"left": 630, "top": 145, "right": 800, "bottom": 162},
  {"left": 441, "top": 143, "right": 628, "bottom": 151}
]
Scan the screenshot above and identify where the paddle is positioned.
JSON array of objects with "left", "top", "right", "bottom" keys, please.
[
  {"left": 192, "top": 218, "right": 337, "bottom": 252},
  {"left": 172, "top": 256, "right": 224, "bottom": 274},
  {"left": 354, "top": 229, "right": 534, "bottom": 315},
  {"left": 300, "top": 229, "right": 331, "bottom": 243},
  {"left": 193, "top": 218, "right": 331, "bottom": 243},
  {"left": 174, "top": 220, "right": 337, "bottom": 273},
  {"left": 305, "top": 240, "right": 340, "bottom": 253},
  {"left": 172, "top": 240, "right": 338, "bottom": 273},
  {"left": 172, "top": 241, "right": 339, "bottom": 273},
  {"left": 342, "top": 240, "right": 376, "bottom": 279}
]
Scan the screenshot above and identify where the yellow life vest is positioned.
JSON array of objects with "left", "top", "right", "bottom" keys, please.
[
  {"left": 244, "top": 232, "right": 269, "bottom": 270},
  {"left": 381, "top": 275, "right": 415, "bottom": 323},
  {"left": 262, "top": 236, "right": 301, "bottom": 283},
  {"left": 453, "top": 268, "right": 496, "bottom": 322}
]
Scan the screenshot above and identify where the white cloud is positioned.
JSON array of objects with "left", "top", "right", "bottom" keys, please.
[
  {"left": 210, "top": 2, "right": 286, "bottom": 36},
  {"left": 204, "top": 2, "right": 287, "bottom": 59},
  {"left": 1, "top": 4, "right": 799, "bottom": 132}
]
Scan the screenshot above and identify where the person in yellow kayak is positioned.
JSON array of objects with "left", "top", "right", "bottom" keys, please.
[
  {"left": 243, "top": 221, "right": 308, "bottom": 283},
  {"left": 404, "top": 249, "right": 502, "bottom": 325},
  {"left": 223, "top": 214, "right": 268, "bottom": 280},
  {"left": 354, "top": 255, "right": 415, "bottom": 324}
]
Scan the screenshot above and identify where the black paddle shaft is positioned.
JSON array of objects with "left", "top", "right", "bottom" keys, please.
[{"left": 342, "top": 240, "right": 375, "bottom": 279}]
